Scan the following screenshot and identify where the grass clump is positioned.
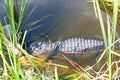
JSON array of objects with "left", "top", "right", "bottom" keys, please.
[
  {"left": 90, "top": 0, "right": 120, "bottom": 80},
  {"left": 0, "top": 0, "right": 39, "bottom": 80},
  {"left": 0, "top": 0, "right": 58, "bottom": 80}
]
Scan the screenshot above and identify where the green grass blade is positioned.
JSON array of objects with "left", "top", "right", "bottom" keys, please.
[{"left": 95, "top": 0, "right": 107, "bottom": 47}]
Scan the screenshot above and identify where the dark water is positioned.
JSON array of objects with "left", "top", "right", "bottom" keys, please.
[
  {"left": 24, "top": 0, "right": 104, "bottom": 43},
  {"left": 0, "top": 0, "right": 105, "bottom": 42}
]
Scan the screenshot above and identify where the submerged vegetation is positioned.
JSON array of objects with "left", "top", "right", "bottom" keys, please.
[{"left": 0, "top": 0, "right": 120, "bottom": 80}]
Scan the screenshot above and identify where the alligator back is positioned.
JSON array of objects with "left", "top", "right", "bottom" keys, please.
[
  {"left": 29, "top": 38, "right": 105, "bottom": 56},
  {"left": 57, "top": 38, "right": 104, "bottom": 54}
]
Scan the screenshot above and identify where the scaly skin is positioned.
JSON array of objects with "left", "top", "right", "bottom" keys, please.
[{"left": 29, "top": 38, "right": 105, "bottom": 56}]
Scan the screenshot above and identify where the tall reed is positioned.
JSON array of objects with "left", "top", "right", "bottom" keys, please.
[
  {"left": 95, "top": 0, "right": 119, "bottom": 80},
  {"left": 0, "top": 0, "right": 35, "bottom": 79}
]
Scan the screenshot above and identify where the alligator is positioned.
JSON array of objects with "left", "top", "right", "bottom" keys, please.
[
  {"left": 29, "top": 38, "right": 106, "bottom": 56},
  {"left": 29, "top": 37, "right": 120, "bottom": 56}
]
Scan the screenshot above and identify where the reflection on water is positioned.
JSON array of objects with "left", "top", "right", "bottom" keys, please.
[
  {"left": 22, "top": 0, "right": 106, "bottom": 43},
  {"left": 0, "top": 0, "right": 105, "bottom": 42}
]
